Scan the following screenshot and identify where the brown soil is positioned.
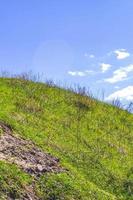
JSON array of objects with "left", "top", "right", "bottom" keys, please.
[
  {"left": 0, "top": 121, "right": 65, "bottom": 199},
  {"left": 0, "top": 121, "right": 64, "bottom": 176}
]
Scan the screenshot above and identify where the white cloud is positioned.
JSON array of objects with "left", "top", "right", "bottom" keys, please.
[
  {"left": 84, "top": 53, "right": 95, "bottom": 58},
  {"left": 114, "top": 86, "right": 120, "bottom": 89},
  {"left": 100, "top": 63, "right": 111, "bottom": 73},
  {"left": 68, "top": 70, "right": 94, "bottom": 77},
  {"left": 114, "top": 49, "right": 130, "bottom": 60},
  {"left": 106, "top": 86, "right": 133, "bottom": 101},
  {"left": 104, "top": 64, "right": 133, "bottom": 83},
  {"left": 69, "top": 71, "right": 86, "bottom": 76}
]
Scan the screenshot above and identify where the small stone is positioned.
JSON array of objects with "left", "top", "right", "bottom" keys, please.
[{"left": 37, "top": 164, "right": 43, "bottom": 172}]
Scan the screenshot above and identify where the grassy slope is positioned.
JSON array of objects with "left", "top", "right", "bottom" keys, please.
[{"left": 0, "top": 77, "right": 133, "bottom": 199}]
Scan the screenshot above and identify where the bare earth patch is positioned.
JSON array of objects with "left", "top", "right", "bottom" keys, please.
[{"left": 0, "top": 122, "right": 64, "bottom": 177}]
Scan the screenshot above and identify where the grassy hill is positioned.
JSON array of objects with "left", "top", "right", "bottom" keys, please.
[{"left": 0, "top": 77, "right": 133, "bottom": 199}]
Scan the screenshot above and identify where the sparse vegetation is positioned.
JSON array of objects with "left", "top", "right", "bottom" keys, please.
[{"left": 0, "top": 75, "right": 133, "bottom": 199}]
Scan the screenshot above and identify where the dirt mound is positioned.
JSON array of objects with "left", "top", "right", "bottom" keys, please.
[{"left": 0, "top": 122, "right": 64, "bottom": 177}]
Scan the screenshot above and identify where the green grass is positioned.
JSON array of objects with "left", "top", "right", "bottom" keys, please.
[
  {"left": 0, "top": 161, "right": 32, "bottom": 199},
  {"left": 0, "top": 77, "right": 133, "bottom": 199}
]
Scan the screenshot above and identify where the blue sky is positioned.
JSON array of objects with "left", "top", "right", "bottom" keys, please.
[{"left": 0, "top": 0, "right": 133, "bottom": 102}]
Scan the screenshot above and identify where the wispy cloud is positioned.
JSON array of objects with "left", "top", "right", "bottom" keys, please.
[
  {"left": 68, "top": 70, "right": 94, "bottom": 77},
  {"left": 114, "top": 49, "right": 130, "bottom": 60},
  {"left": 100, "top": 63, "right": 111, "bottom": 73},
  {"left": 104, "top": 64, "right": 133, "bottom": 83},
  {"left": 84, "top": 53, "right": 95, "bottom": 58},
  {"left": 106, "top": 86, "right": 133, "bottom": 101}
]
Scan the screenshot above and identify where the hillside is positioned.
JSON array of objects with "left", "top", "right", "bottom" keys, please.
[{"left": 0, "top": 77, "right": 133, "bottom": 200}]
